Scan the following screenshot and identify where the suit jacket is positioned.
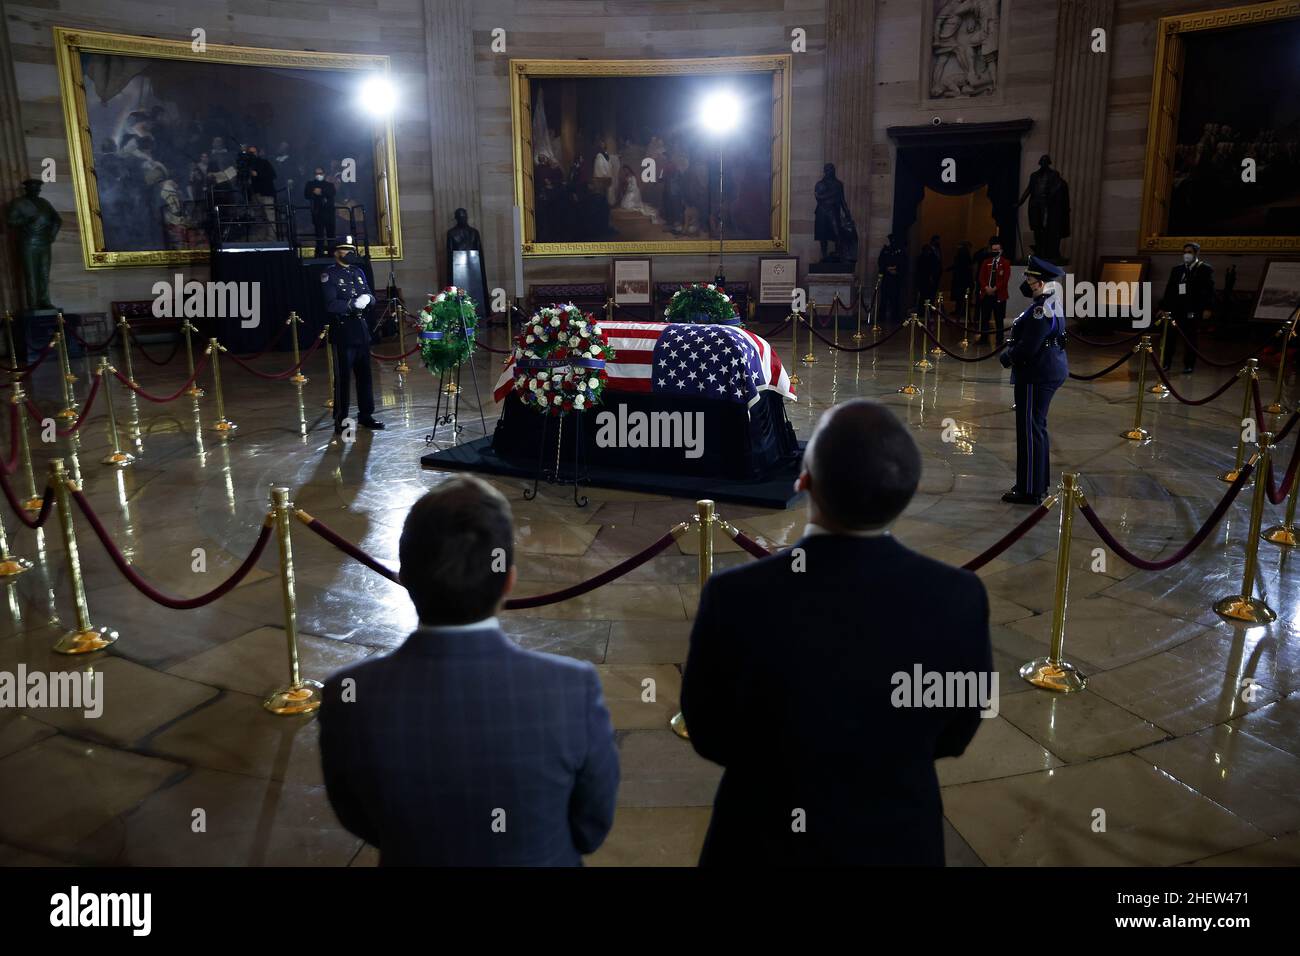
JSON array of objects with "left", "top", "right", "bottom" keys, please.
[
  {"left": 1160, "top": 260, "right": 1215, "bottom": 320},
  {"left": 978, "top": 256, "right": 1011, "bottom": 302},
  {"left": 319, "top": 626, "right": 619, "bottom": 866},
  {"left": 681, "top": 533, "right": 992, "bottom": 866}
]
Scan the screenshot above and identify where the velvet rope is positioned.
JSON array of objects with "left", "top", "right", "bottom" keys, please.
[
  {"left": 503, "top": 526, "right": 684, "bottom": 609},
  {"left": 229, "top": 319, "right": 291, "bottom": 361},
  {"left": 962, "top": 501, "right": 1054, "bottom": 571},
  {"left": 1066, "top": 328, "right": 1145, "bottom": 349},
  {"left": 1067, "top": 349, "right": 1132, "bottom": 381},
  {"left": 0, "top": 399, "right": 19, "bottom": 475},
  {"left": 1168, "top": 321, "right": 1273, "bottom": 369},
  {"left": 797, "top": 315, "right": 907, "bottom": 352},
  {"left": 477, "top": 341, "right": 513, "bottom": 354},
  {"left": 915, "top": 322, "right": 1007, "bottom": 362},
  {"left": 0, "top": 473, "right": 52, "bottom": 528},
  {"left": 296, "top": 510, "right": 400, "bottom": 583},
  {"left": 728, "top": 526, "right": 777, "bottom": 560},
  {"left": 0, "top": 339, "right": 56, "bottom": 378},
  {"left": 1273, "top": 409, "right": 1300, "bottom": 444},
  {"left": 758, "top": 315, "right": 794, "bottom": 339},
  {"left": 1265, "top": 436, "right": 1300, "bottom": 505},
  {"left": 66, "top": 324, "right": 120, "bottom": 353},
  {"left": 1078, "top": 461, "right": 1255, "bottom": 572},
  {"left": 225, "top": 333, "right": 324, "bottom": 380},
  {"left": 1146, "top": 355, "right": 1242, "bottom": 406},
  {"left": 113, "top": 355, "right": 209, "bottom": 403},
  {"left": 1251, "top": 377, "right": 1268, "bottom": 426},
  {"left": 70, "top": 486, "right": 274, "bottom": 609},
  {"left": 370, "top": 342, "right": 421, "bottom": 361},
  {"left": 132, "top": 337, "right": 182, "bottom": 367},
  {"left": 24, "top": 373, "right": 102, "bottom": 436}
]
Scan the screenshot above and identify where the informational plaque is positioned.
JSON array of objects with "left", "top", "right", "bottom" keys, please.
[
  {"left": 760, "top": 256, "right": 799, "bottom": 305},
  {"left": 612, "top": 258, "right": 652, "bottom": 304},
  {"left": 1253, "top": 258, "right": 1300, "bottom": 323},
  {"left": 451, "top": 250, "right": 488, "bottom": 316}
]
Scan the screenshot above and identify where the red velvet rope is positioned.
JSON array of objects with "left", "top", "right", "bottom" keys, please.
[
  {"left": 370, "top": 342, "right": 421, "bottom": 361},
  {"left": 225, "top": 333, "right": 324, "bottom": 380},
  {"left": 1079, "top": 462, "right": 1255, "bottom": 571},
  {"left": 1251, "top": 377, "right": 1269, "bottom": 426},
  {"left": 24, "top": 373, "right": 102, "bottom": 436},
  {"left": 962, "top": 502, "right": 1053, "bottom": 571},
  {"left": 0, "top": 339, "right": 56, "bottom": 378},
  {"left": 230, "top": 319, "right": 292, "bottom": 360},
  {"left": 0, "top": 473, "right": 52, "bottom": 528},
  {"left": 503, "top": 528, "right": 681, "bottom": 609},
  {"left": 0, "top": 400, "right": 19, "bottom": 474},
  {"left": 132, "top": 337, "right": 182, "bottom": 367},
  {"left": 1168, "top": 320, "right": 1273, "bottom": 369},
  {"left": 1068, "top": 349, "right": 1132, "bottom": 381},
  {"left": 1265, "top": 437, "right": 1300, "bottom": 505},
  {"left": 797, "top": 315, "right": 908, "bottom": 352},
  {"left": 915, "top": 322, "right": 1007, "bottom": 362},
  {"left": 729, "top": 527, "right": 776, "bottom": 560},
  {"left": 69, "top": 486, "right": 273, "bottom": 609},
  {"left": 1146, "top": 355, "right": 1242, "bottom": 406},
  {"left": 66, "top": 325, "right": 120, "bottom": 353},
  {"left": 113, "top": 355, "right": 209, "bottom": 403},
  {"left": 297, "top": 512, "right": 400, "bottom": 582},
  {"left": 478, "top": 341, "right": 514, "bottom": 355},
  {"left": 1066, "top": 328, "right": 1145, "bottom": 348},
  {"left": 1273, "top": 409, "right": 1300, "bottom": 444}
]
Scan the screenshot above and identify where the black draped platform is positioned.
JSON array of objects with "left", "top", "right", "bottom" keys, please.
[{"left": 421, "top": 390, "right": 804, "bottom": 508}]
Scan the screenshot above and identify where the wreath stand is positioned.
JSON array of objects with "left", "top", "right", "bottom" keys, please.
[
  {"left": 523, "top": 410, "right": 590, "bottom": 508},
  {"left": 423, "top": 310, "right": 488, "bottom": 448}
]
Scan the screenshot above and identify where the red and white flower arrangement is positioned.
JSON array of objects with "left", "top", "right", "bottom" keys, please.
[{"left": 511, "top": 303, "right": 615, "bottom": 416}]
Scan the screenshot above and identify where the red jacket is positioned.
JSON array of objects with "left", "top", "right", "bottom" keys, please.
[{"left": 978, "top": 255, "right": 1011, "bottom": 302}]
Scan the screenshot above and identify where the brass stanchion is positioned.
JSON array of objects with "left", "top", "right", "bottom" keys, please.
[
  {"left": 96, "top": 359, "right": 134, "bottom": 468},
  {"left": 395, "top": 303, "right": 412, "bottom": 374},
  {"left": 1215, "top": 434, "right": 1276, "bottom": 623},
  {"left": 1220, "top": 359, "right": 1258, "bottom": 482},
  {"left": 206, "top": 338, "right": 237, "bottom": 435},
  {"left": 788, "top": 312, "right": 801, "bottom": 386},
  {"left": 929, "top": 293, "right": 944, "bottom": 356},
  {"left": 0, "top": 494, "right": 32, "bottom": 578},
  {"left": 870, "top": 274, "right": 882, "bottom": 335},
  {"left": 1120, "top": 335, "right": 1153, "bottom": 442},
  {"left": 49, "top": 458, "right": 118, "bottom": 654},
  {"left": 671, "top": 499, "right": 716, "bottom": 740},
  {"left": 115, "top": 314, "right": 138, "bottom": 388},
  {"left": 180, "top": 319, "right": 205, "bottom": 397},
  {"left": 1150, "top": 312, "right": 1170, "bottom": 395},
  {"left": 10, "top": 380, "right": 42, "bottom": 512},
  {"left": 802, "top": 300, "right": 817, "bottom": 365},
  {"left": 898, "top": 314, "right": 920, "bottom": 395},
  {"left": 1020, "top": 473, "right": 1087, "bottom": 692},
  {"left": 1265, "top": 307, "right": 1298, "bottom": 415},
  {"left": 852, "top": 282, "right": 865, "bottom": 343},
  {"left": 56, "top": 312, "right": 78, "bottom": 384},
  {"left": 54, "top": 314, "right": 78, "bottom": 420},
  {"left": 3, "top": 310, "right": 19, "bottom": 385},
  {"left": 1263, "top": 452, "right": 1300, "bottom": 548},
  {"left": 287, "top": 311, "right": 308, "bottom": 385},
  {"left": 264, "top": 486, "right": 323, "bottom": 715},
  {"left": 833, "top": 297, "right": 840, "bottom": 349},
  {"left": 960, "top": 290, "right": 971, "bottom": 351},
  {"left": 323, "top": 327, "right": 335, "bottom": 409},
  {"left": 914, "top": 304, "right": 933, "bottom": 370}
]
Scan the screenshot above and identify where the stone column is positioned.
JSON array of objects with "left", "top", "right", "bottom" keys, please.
[
  {"left": 424, "top": 0, "right": 484, "bottom": 288},
  {"left": 823, "top": 0, "right": 876, "bottom": 283},
  {"left": 0, "top": 9, "right": 29, "bottom": 316},
  {"left": 1046, "top": 0, "right": 1115, "bottom": 277}
]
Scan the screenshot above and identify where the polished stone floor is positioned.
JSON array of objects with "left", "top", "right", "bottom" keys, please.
[{"left": 0, "top": 321, "right": 1298, "bottom": 868}]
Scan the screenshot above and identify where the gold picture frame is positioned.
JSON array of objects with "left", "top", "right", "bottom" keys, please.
[
  {"left": 53, "top": 27, "right": 403, "bottom": 269},
  {"left": 1138, "top": 1, "right": 1300, "bottom": 254},
  {"left": 509, "top": 55, "right": 791, "bottom": 258}
]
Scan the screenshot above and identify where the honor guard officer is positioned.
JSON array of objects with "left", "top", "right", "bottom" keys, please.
[
  {"left": 322, "top": 238, "right": 384, "bottom": 433},
  {"left": 1159, "top": 241, "right": 1215, "bottom": 374},
  {"left": 999, "top": 256, "right": 1068, "bottom": 504}
]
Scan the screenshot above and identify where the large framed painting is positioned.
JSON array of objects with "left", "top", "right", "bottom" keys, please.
[
  {"left": 1138, "top": 1, "right": 1300, "bottom": 254},
  {"left": 509, "top": 55, "right": 791, "bottom": 257},
  {"left": 53, "top": 27, "right": 403, "bottom": 269}
]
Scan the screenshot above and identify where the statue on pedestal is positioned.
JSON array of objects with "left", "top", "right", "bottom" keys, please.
[
  {"left": 446, "top": 208, "right": 488, "bottom": 310},
  {"left": 1017, "top": 155, "right": 1071, "bottom": 264},
  {"left": 813, "top": 164, "right": 857, "bottom": 271},
  {"left": 6, "top": 179, "right": 62, "bottom": 309}
]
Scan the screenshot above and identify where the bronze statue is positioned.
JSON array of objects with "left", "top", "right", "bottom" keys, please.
[
  {"left": 446, "top": 208, "right": 488, "bottom": 306},
  {"left": 1017, "top": 155, "right": 1070, "bottom": 264},
  {"left": 814, "top": 163, "right": 856, "bottom": 265},
  {"left": 6, "top": 179, "right": 62, "bottom": 309}
]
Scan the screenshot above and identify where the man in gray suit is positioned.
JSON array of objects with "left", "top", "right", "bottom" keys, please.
[{"left": 319, "top": 475, "right": 620, "bottom": 865}]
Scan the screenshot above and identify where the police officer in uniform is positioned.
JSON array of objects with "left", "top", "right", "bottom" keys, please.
[
  {"left": 1159, "top": 241, "right": 1214, "bottom": 374},
  {"left": 322, "top": 238, "right": 384, "bottom": 433},
  {"left": 877, "top": 234, "right": 906, "bottom": 328},
  {"left": 999, "top": 256, "right": 1068, "bottom": 504}
]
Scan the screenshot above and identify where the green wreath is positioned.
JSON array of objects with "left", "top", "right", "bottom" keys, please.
[
  {"left": 663, "top": 283, "right": 742, "bottom": 326},
  {"left": 417, "top": 286, "right": 479, "bottom": 374}
]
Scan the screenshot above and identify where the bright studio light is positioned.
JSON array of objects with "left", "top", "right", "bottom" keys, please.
[
  {"left": 358, "top": 75, "right": 397, "bottom": 116},
  {"left": 698, "top": 90, "right": 740, "bottom": 134}
]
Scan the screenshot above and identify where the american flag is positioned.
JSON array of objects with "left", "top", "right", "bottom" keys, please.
[{"left": 494, "top": 321, "right": 796, "bottom": 408}]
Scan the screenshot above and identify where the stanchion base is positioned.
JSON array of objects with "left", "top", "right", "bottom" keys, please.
[
  {"left": 1218, "top": 468, "right": 1242, "bottom": 483},
  {"left": 914, "top": 359, "right": 933, "bottom": 370},
  {"left": 929, "top": 346, "right": 943, "bottom": 356},
  {"left": 789, "top": 374, "right": 801, "bottom": 386},
  {"left": 1262, "top": 524, "right": 1298, "bottom": 547},
  {"left": 186, "top": 386, "right": 205, "bottom": 398},
  {"left": 897, "top": 384, "right": 920, "bottom": 396},
  {"left": 395, "top": 362, "right": 411, "bottom": 374},
  {"left": 669, "top": 711, "right": 689, "bottom": 740},
  {"left": 1019, "top": 657, "right": 1087, "bottom": 693},
  {"left": 871, "top": 326, "right": 882, "bottom": 336},
  {"left": 1148, "top": 384, "right": 1168, "bottom": 395},
  {"left": 101, "top": 451, "right": 135, "bottom": 468},
  {"left": 55, "top": 407, "right": 78, "bottom": 420},
  {"left": 1120, "top": 427, "right": 1151, "bottom": 442},
  {"left": 851, "top": 332, "right": 866, "bottom": 342},
  {"left": 444, "top": 383, "right": 461, "bottom": 395},
  {"left": 289, "top": 373, "right": 308, "bottom": 385},
  {"left": 264, "top": 679, "right": 325, "bottom": 716},
  {"left": 325, "top": 399, "right": 334, "bottom": 409},
  {"left": 801, "top": 354, "right": 817, "bottom": 365},
  {"left": 1214, "top": 595, "right": 1277, "bottom": 624},
  {"left": 958, "top": 339, "right": 970, "bottom": 350},
  {"left": 0, "top": 556, "right": 33, "bottom": 577},
  {"left": 53, "top": 625, "right": 118, "bottom": 655},
  {"left": 1265, "top": 403, "right": 1287, "bottom": 415},
  {"left": 210, "top": 419, "right": 238, "bottom": 435}
]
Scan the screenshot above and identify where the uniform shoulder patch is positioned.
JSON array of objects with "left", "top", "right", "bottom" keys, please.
[
  {"left": 320, "top": 271, "right": 330, "bottom": 282},
  {"left": 1033, "top": 305, "right": 1044, "bottom": 318}
]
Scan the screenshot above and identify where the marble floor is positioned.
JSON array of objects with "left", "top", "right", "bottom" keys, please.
[{"left": 0, "top": 321, "right": 1298, "bottom": 868}]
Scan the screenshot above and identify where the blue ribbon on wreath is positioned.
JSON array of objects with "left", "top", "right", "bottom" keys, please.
[
  {"left": 516, "top": 357, "right": 606, "bottom": 371},
  {"left": 419, "top": 330, "right": 476, "bottom": 342}
]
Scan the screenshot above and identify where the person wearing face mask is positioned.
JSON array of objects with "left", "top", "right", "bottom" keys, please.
[
  {"left": 321, "top": 238, "right": 384, "bottom": 433},
  {"left": 304, "top": 166, "right": 337, "bottom": 258},
  {"left": 976, "top": 235, "right": 1011, "bottom": 345},
  {"left": 1159, "top": 242, "right": 1215, "bottom": 374},
  {"left": 998, "top": 256, "right": 1068, "bottom": 504}
]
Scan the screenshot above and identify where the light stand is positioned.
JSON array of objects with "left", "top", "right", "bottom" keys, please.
[{"left": 715, "top": 147, "right": 725, "bottom": 286}]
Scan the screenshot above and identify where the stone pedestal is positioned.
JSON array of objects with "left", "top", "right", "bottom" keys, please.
[{"left": 808, "top": 273, "right": 856, "bottom": 326}]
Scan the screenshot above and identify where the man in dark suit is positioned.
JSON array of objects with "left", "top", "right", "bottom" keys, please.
[
  {"left": 318, "top": 475, "right": 620, "bottom": 866},
  {"left": 681, "top": 400, "right": 993, "bottom": 866},
  {"left": 1159, "top": 241, "right": 1215, "bottom": 373}
]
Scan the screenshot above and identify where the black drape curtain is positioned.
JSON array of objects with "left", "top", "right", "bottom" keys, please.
[{"left": 890, "top": 140, "right": 1023, "bottom": 253}]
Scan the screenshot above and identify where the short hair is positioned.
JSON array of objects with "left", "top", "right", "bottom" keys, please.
[
  {"left": 805, "top": 400, "right": 921, "bottom": 530},
  {"left": 399, "top": 475, "right": 515, "bottom": 625},
  {"left": 1184, "top": 241, "right": 1201, "bottom": 254},
  {"left": 989, "top": 235, "right": 1002, "bottom": 247}
]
